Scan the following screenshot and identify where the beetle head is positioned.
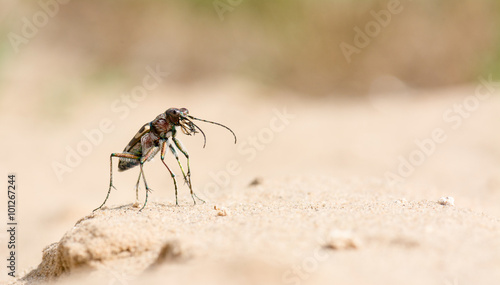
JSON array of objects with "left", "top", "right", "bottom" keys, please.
[
  {"left": 165, "top": 107, "right": 237, "bottom": 148},
  {"left": 165, "top": 108, "right": 189, "bottom": 124}
]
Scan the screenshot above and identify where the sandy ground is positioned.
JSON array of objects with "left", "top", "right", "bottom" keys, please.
[{"left": 1, "top": 80, "right": 500, "bottom": 285}]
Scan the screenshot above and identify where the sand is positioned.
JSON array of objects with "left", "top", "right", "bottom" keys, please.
[
  {"left": 10, "top": 176, "right": 500, "bottom": 285},
  {"left": 2, "top": 82, "right": 500, "bottom": 285}
]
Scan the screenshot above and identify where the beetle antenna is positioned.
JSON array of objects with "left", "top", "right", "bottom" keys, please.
[
  {"left": 187, "top": 115, "right": 237, "bottom": 144},
  {"left": 183, "top": 118, "right": 208, "bottom": 148}
]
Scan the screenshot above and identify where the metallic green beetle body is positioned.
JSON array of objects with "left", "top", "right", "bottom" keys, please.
[{"left": 93, "top": 108, "right": 236, "bottom": 211}]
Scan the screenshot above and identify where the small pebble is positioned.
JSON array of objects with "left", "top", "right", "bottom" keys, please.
[
  {"left": 248, "top": 177, "right": 263, "bottom": 187},
  {"left": 438, "top": 196, "right": 455, "bottom": 206},
  {"left": 214, "top": 205, "right": 229, "bottom": 216},
  {"left": 324, "top": 230, "right": 360, "bottom": 250},
  {"left": 395, "top": 198, "right": 408, "bottom": 205}
]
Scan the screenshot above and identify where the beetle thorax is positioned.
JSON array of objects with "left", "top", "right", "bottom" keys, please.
[{"left": 151, "top": 113, "right": 174, "bottom": 138}]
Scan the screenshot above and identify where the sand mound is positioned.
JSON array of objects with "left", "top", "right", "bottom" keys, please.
[
  {"left": 12, "top": 177, "right": 500, "bottom": 285},
  {"left": 17, "top": 204, "right": 188, "bottom": 284}
]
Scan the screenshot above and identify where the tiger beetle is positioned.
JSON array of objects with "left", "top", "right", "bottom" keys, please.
[{"left": 93, "top": 108, "right": 237, "bottom": 211}]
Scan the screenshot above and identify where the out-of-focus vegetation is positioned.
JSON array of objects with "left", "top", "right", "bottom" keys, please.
[{"left": 1, "top": 0, "right": 500, "bottom": 95}]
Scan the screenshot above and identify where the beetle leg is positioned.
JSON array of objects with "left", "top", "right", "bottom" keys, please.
[
  {"left": 167, "top": 139, "right": 196, "bottom": 204},
  {"left": 138, "top": 163, "right": 150, "bottom": 211},
  {"left": 172, "top": 137, "right": 191, "bottom": 181},
  {"left": 160, "top": 140, "right": 179, "bottom": 206},
  {"left": 167, "top": 139, "right": 189, "bottom": 185},
  {"left": 173, "top": 137, "right": 205, "bottom": 204},
  {"left": 134, "top": 171, "right": 142, "bottom": 203},
  {"left": 94, "top": 153, "right": 140, "bottom": 212},
  {"left": 138, "top": 146, "right": 158, "bottom": 211}
]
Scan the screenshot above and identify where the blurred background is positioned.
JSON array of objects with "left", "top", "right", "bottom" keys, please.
[
  {"left": 2, "top": 0, "right": 500, "bottom": 96},
  {"left": 1, "top": 0, "right": 500, "bottom": 279}
]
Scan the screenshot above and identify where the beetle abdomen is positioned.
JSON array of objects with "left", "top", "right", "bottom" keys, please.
[{"left": 118, "top": 156, "right": 140, "bottom": 171}]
